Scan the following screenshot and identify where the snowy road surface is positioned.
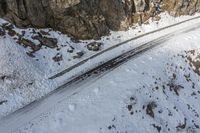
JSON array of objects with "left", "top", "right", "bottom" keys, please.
[
  {"left": 0, "top": 20, "right": 200, "bottom": 133},
  {"left": 49, "top": 16, "right": 200, "bottom": 80},
  {"left": 1, "top": 13, "right": 200, "bottom": 119}
]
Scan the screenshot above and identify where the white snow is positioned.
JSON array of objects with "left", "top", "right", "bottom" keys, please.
[
  {"left": 0, "top": 36, "right": 56, "bottom": 117},
  {"left": 13, "top": 26, "right": 200, "bottom": 133},
  {"left": 0, "top": 12, "right": 200, "bottom": 124}
]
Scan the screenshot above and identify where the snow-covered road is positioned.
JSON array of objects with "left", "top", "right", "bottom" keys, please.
[
  {"left": 1, "top": 18, "right": 200, "bottom": 133},
  {"left": 49, "top": 16, "right": 200, "bottom": 80}
]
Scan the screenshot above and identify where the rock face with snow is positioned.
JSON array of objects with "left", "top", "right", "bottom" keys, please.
[{"left": 0, "top": 0, "right": 200, "bottom": 39}]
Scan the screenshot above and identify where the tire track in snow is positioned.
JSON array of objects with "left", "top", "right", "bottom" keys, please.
[
  {"left": 49, "top": 15, "right": 200, "bottom": 80},
  {"left": 0, "top": 19, "right": 200, "bottom": 133}
]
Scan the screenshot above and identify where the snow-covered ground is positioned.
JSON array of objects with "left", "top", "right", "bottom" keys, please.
[
  {"left": 13, "top": 23, "right": 200, "bottom": 133},
  {"left": 0, "top": 12, "right": 200, "bottom": 121}
]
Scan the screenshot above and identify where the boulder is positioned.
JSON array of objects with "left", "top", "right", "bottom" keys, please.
[{"left": 87, "top": 42, "right": 103, "bottom": 51}]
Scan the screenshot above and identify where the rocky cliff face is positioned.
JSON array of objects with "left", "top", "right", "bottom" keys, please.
[{"left": 0, "top": 0, "right": 200, "bottom": 39}]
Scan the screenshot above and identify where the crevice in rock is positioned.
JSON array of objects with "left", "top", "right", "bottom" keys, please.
[
  {"left": 0, "top": 0, "right": 7, "bottom": 14},
  {"left": 22, "top": 0, "right": 28, "bottom": 14}
]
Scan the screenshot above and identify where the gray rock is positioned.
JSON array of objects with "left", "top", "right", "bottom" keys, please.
[
  {"left": 32, "top": 35, "right": 58, "bottom": 48},
  {"left": 0, "top": 0, "right": 199, "bottom": 40},
  {"left": 87, "top": 42, "right": 103, "bottom": 51},
  {"left": 73, "top": 51, "right": 84, "bottom": 59},
  {"left": 0, "top": 28, "right": 5, "bottom": 36}
]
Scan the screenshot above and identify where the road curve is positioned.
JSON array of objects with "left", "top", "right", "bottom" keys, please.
[{"left": 0, "top": 20, "right": 200, "bottom": 133}]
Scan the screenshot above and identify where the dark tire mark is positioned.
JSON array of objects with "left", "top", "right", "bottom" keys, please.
[{"left": 49, "top": 16, "right": 200, "bottom": 79}]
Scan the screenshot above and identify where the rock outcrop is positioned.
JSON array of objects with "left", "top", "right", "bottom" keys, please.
[{"left": 0, "top": 0, "right": 200, "bottom": 39}]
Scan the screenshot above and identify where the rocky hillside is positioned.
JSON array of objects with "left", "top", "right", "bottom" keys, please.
[{"left": 0, "top": 0, "right": 200, "bottom": 39}]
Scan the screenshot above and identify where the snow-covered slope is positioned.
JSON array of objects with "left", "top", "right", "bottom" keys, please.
[
  {"left": 0, "top": 29, "right": 55, "bottom": 118},
  {"left": 0, "top": 12, "right": 200, "bottom": 120},
  {"left": 15, "top": 26, "right": 200, "bottom": 133}
]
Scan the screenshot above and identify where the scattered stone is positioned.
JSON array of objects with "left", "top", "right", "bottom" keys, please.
[
  {"left": 40, "top": 37, "right": 57, "bottom": 48},
  {"left": 2, "top": 23, "right": 14, "bottom": 30},
  {"left": 108, "top": 125, "right": 112, "bottom": 130},
  {"left": 52, "top": 53, "right": 63, "bottom": 62},
  {"left": 176, "top": 118, "right": 187, "bottom": 131},
  {"left": 7, "top": 29, "right": 17, "bottom": 36},
  {"left": 73, "top": 51, "right": 84, "bottom": 59},
  {"left": 1, "top": 23, "right": 17, "bottom": 36},
  {"left": 26, "top": 52, "right": 35, "bottom": 58},
  {"left": 17, "top": 38, "right": 41, "bottom": 52},
  {"left": 31, "top": 29, "right": 36, "bottom": 34},
  {"left": 152, "top": 124, "right": 161, "bottom": 133},
  {"left": 40, "top": 30, "right": 50, "bottom": 36},
  {"left": 167, "top": 82, "right": 183, "bottom": 96},
  {"left": 87, "top": 42, "right": 103, "bottom": 51},
  {"left": 0, "top": 75, "right": 7, "bottom": 80},
  {"left": 108, "top": 125, "right": 116, "bottom": 130},
  {"left": 186, "top": 50, "right": 200, "bottom": 76},
  {"left": 127, "top": 105, "right": 133, "bottom": 112},
  {"left": 0, "top": 100, "right": 8, "bottom": 105},
  {"left": 21, "top": 31, "right": 26, "bottom": 36},
  {"left": 67, "top": 46, "right": 74, "bottom": 53},
  {"left": 146, "top": 102, "right": 157, "bottom": 118},
  {"left": 0, "top": 28, "right": 5, "bottom": 36}
]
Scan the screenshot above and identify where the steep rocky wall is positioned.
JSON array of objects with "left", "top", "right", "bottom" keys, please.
[{"left": 0, "top": 0, "right": 200, "bottom": 39}]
